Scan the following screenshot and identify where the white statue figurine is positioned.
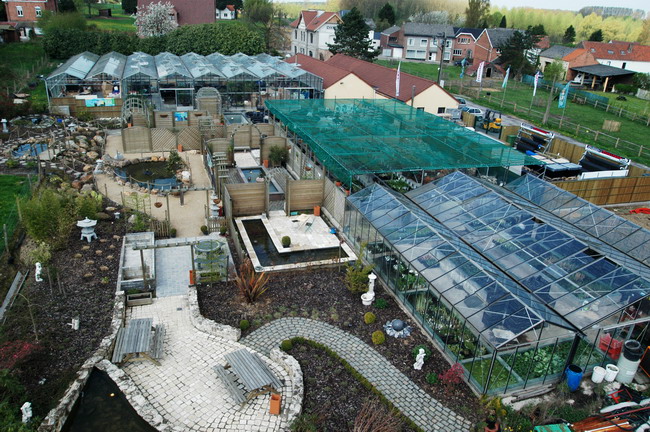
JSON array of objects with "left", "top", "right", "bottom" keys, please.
[
  {"left": 413, "top": 348, "right": 426, "bottom": 370},
  {"left": 35, "top": 263, "right": 43, "bottom": 282},
  {"left": 21, "top": 402, "right": 32, "bottom": 424}
]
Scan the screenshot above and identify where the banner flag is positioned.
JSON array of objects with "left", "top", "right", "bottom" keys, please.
[
  {"left": 502, "top": 67, "right": 510, "bottom": 88},
  {"left": 476, "top": 61, "right": 485, "bottom": 83},
  {"left": 395, "top": 61, "right": 401, "bottom": 97},
  {"left": 558, "top": 81, "right": 571, "bottom": 109},
  {"left": 533, "top": 71, "right": 541, "bottom": 97}
]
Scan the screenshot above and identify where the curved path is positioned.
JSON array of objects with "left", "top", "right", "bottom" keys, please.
[{"left": 241, "top": 317, "right": 472, "bottom": 432}]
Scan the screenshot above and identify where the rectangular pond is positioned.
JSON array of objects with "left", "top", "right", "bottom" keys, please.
[{"left": 238, "top": 166, "right": 283, "bottom": 200}]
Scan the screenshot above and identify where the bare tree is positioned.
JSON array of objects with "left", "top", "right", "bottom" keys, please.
[
  {"left": 134, "top": 1, "right": 178, "bottom": 38},
  {"left": 353, "top": 400, "right": 401, "bottom": 432}
]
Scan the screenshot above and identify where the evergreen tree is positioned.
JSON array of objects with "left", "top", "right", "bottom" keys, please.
[
  {"left": 327, "top": 7, "right": 378, "bottom": 61},
  {"left": 57, "top": 0, "right": 77, "bottom": 12},
  {"left": 499, "top": 15, "right": 506, "bottom": 28},
  {"left": 122, "top": 0, "right": 137, "bottom": 14},
  {"left": 589, "top": 29, "right": 604, "bottom": 41},
  {"left": 563, "top": 25, "right": 576, "bottom": 44},
  {"left": 465, "top": 0, "right": 490, "bottom": 28},
  {"left": 499, "top": 28, "right": 540, "bottom": 77},
  {"left": 377, "top": 3, "right": 396, "bottom": 26}
]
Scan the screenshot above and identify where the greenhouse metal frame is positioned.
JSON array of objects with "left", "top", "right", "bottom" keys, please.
[{"left": 344, "top": 171, "right": 650, "bottom": 394}]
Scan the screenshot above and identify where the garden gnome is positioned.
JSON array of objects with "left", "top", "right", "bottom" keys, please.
[
  {"left": 413, "top": 348, "right": 425, "bottom": 370},
  {"left": 21, "top": 402, "right": 32, "bottom": 423},
  {"left": 35, "top": 263, "right": 43, "bottom": 282}
]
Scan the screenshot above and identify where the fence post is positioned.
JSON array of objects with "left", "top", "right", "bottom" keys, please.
[
  {"left": 3, "top": 224, "right": 8, "bottom": 253},
  {"left": 615, "top": 138, "right": 620, "bottom": 148},
  {"left": 639, "top": 145, "right": 644, "bottom": 158},
  {"left": 594, "top": 131, "right": 599, "bottom": 142},
  {"left": 576, "top": 124, "right": 580, "bottom": 136},
  {"left": 606, "top": 104, "right": 610, "bottom": 112},
  {"left": 619, "top": 107, "right": 623, "bottom": 117}
]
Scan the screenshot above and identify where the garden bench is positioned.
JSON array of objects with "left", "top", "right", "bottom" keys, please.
[
  {"left": 150, "top": 324, "right": 165, "bottom": 360},
  {"left": 111, "top": 318, "right": 161, "bottom": 366},
  {"left": 214, "top": 364, "right": 247, "bottom": 405}
]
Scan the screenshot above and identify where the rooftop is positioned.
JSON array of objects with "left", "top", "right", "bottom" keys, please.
[{"left": 571, "top": 63, "right": 636, "bottom": 77}]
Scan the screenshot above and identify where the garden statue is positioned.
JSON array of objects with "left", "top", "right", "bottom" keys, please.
[
  {"left": 414, "top": 348, "right": 425, "bottom": 370},
  {"left": 35, "top": 262, "right": 43, "bottom": 282},
  {"left": 361, "top": 273, "right": 377, "bottom": 306},
  {"left": 1, "top": 118, "right": 7, "bottom": 133},
  {"left": 21, "top": 402, "right": 32, "bottom": 423}
]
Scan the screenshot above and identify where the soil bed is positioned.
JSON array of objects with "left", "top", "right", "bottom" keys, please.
[
  {"left": 197, "top": 268, "right": 482, "bottom": 424},
  {"left": 1, "top": 220, "right": 123, "bottom": 418}
]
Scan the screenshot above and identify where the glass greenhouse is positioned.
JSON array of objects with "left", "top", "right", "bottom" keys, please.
[
  {"left": 46, "top": 52, "right": 323, "bottom": 110},
  {"left": 344, "top": 171, "right": 650, "bottom": 394}
]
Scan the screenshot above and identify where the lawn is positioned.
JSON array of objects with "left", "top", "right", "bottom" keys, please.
[
  {"left": 591, "top": 90, "right": 650, "bottom": 116},
  {"left": 375, "top": 59, "right": 462, "bottom": 82},
  {"left": 87, "top": 3, "right": 136, "bottom": 32}
]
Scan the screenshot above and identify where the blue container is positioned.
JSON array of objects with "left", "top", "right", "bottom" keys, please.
[
  {"left": 565, "top": 364, "right": 583, "bottom": 392},
  {"left": 330, "top": 227, "right": 337, "bottom": 234}
]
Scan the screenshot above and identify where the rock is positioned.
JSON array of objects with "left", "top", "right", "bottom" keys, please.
[
  {"left": 112, "top": 235, "right": 121, "bottom": 240},
  {"left": 74, "top": 253, "right": 83, "bottom": 258},
  {"left": 107, "top": 255, "right": 114, "bottom": 260},
  {"left": 109, "top": 244, "right": 115, "bottom": 249},
  {"left": 85, "top": 260, "right": 95, "bottom": 266},
  {"left": 86, "top": 151, "right": 99, "bottom": 160},
  {"left": 100, "top": 266, "right": 109, "bottom": 271},
  {"left": 81, "top": 184, "right": 94, "bottom": 193},
  {"left": 78, "top": 141, "right": 89, "bottom": 149},
  {"left": 93, "top": 135, "right": 104, "bottom": 145},
  {"left": 95, "top": 212, "right": 111, "bottom": 220},
  {"left": 83, "top": 272, "right": 93, "bottom": 279},
  {"left": 81, "top": 245, "right": 90, "bottom": 251},
  {"left": 105, "top": 206, "right": 117, "bottom": 212},
  {"left": 80, "top": 174, "right": 93, "bottom": 183},
  {"left": 83, "top": 164, "right": 94, "bottom": 172},
  {"left": 127, "top": 214, "right": 136, "bottom": 224},
  {"left": 71, "top": 180, "right": 82, "bottom": 190},
  {"left": 95, "top": 250, "right": 103, "bottom": 256},
  {"left": 151, "top": 156, "right": 158, "bottom": 162}
]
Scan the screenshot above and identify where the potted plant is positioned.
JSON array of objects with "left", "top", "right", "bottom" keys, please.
[
  {"left": 219, "top": 225, "right": 227, "bottom": 236},
  {"left": 200, "top": 225, "right": 209, "bottom": 235},
  {"left": 281, "top": 236, "right": 291, "bottom": 248}
]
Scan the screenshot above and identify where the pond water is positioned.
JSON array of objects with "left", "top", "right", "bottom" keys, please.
[
  {"left": 240, "top": 167, "right": 280, "bottom": 193},
  {"left": 62, "top": 368, "right": 156, "bottom": 432},
  {"left": 223, "top": 112, "right": 249, "bottom": 125},
  {"left": 241, "top": 219, "right": 347, "bottom": 267},
  {"left": 12, "top": 143, "right": 48, "bottom": 157},
  {"left": 114, "top": 161, "right": 179, "bottom": 190}
]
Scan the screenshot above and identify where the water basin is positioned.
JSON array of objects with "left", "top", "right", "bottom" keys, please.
[
  {"left": 114, "top": 161, "right": 179, "bottom": 190},
  {"left": 12, "top": 143, "right": 48, "bottom": 157}
]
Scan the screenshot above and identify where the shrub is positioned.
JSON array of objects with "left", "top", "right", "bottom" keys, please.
[
  {"left": 76, "top": 108, "right": 94, "bottom": 122},
  {"left": 426, "top": 373, "right": 439, "bottom": 385},
  {"left": 235, "top": 258, "right": 269, "bottom": 304},
  {"left": 21, "top": 188, "right": 75, "bottom": 249},
  {"left": 280, "top": 339, "right": 293, "bottom": 352},
  {"left": 364, "top": 312, "right": 376, "bottom": 324},
  {"left": 615, "top": 83, "right": 637, "bottom": 94},
  {"left": 76, "top": 193, "right": 102, "bottom": 219},
  {"left": 239, "top": 319, "right": 250, "bottom": 331},
  {"left": 5, "top": 159, "right": 19, "bottom": 169},
  {"left": 170, "top": 228, "right": 177, "bottom": 238},
  {"left": 371, "top": 330, "right": 385, "bottom": 345},
  {"left": 374, "top": 298, "right": 388, "bottom": 309},
  {"left": 281, "top": 235, "right": 291, "bottom": 247},
  {"left": 353, "top": 399, "right": 401, "bottom": 432},
  {"left": 439, "top": 363, "right": 464, "bottom": 393},
  {"left": 345, "top": 244, "right": 374, "bottom": 293},
  {"left": 290, "top": 412, "right": 322, "bottom": 431},
  {"left": 219, "top": 225, "right": 227, "bottom": 235},
  {"left": 411, "top": 344, "right": 432, "bottom": 361},
  {"left": 200, "top": 225, "right": 209, "bottom": 235},
  {"left": 269, "top": 146, "right": 289, "bottom": 166},
  {"left": 28, "top": 241, "right": 52, "bottom": 265},
  {"left": 166, "top": 149, "right": 183, "bottom": 174}
]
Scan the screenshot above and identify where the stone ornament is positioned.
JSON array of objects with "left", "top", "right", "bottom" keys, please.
[{"left": 414, "top": 348, "right": 425, "bottom": 370}]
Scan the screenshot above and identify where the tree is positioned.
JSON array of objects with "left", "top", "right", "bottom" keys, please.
[
  {"left": 134, "top": 1, "right": 178, "bottom": 38},
  {"left": 39, "top": 11, "right": 86, "bottom": 34},
  {"left": 327, "top": 7, "right": 379, "bottom": 61},
  {"left": 563, "top": 25, "right": 576, "bottom": 44},
  {"left": 243, "top": 0, "right": 273, "bottom": 25},
  {"left": 243, "top": 0, "right": 284, "bottom": 52},
  {"left": 499, "top": 15, "right": 507, "bottom": 28},
  {"left": 122, "top": 0, "right": 137, "bottom": 14},
  {"left": 588, "top": 29, "right": 604, "bottom": 41},
  {"left": 408, "top": 11, "right": 452, "bottom": 25},
  {"left": 377, "top": 3, "right": 395, "bottom": 26},
  {"left": 217, "top": 0, "right": 242, "bottom": 10},
  {"left": 638, "top": 18, "right": 650, "bottom": 45},
  {"left": 465, "top": 0, "right": 490, "bottom": 28},
  {"left": 499, "top": 29, "right": 540, "bottom": 77},
  {"left": 57, "top": 0, "right": 77, "bottom": 12},
  {"left": 542, "top": 60, "right": 564, "bottom": 125}
]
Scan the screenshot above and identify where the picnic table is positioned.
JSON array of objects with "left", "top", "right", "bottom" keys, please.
[
  {"left": 214, "top": 349, "right": 282, "bottom": 405},
  {"left": 111, "top": 318, "right": 165, "bottom": 366}
]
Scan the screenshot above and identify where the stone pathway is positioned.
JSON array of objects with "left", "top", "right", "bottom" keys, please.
[
  {"left": 124, "top": 296, "right": 292, "bottom": 431},
  {"left": 154, "top": 245, "right": 192, "bottom": 297},
  {"left": 242, "top": 317, "right": 472, "bottom": 432}
]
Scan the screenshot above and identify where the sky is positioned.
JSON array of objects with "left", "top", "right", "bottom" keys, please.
[{"left": 491, "top": 0, "right": 648, "bottom": 13}]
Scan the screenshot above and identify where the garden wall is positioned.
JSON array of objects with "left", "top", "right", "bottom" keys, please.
[
  {"left": 122, "top": 126, "right": 201, "bottom": 153},
  {"left": 553, "top": 176, "right": 650, "bottom": 205},
  {"left": 50, "top": 97, "right": 123, "bottom": 118},
  {"left": 152, "top": 111, "right": 208, "bottom": 128},
  {"left": 225, "top": 182, "right": 265, "bottom": 216},
  {"left": 260, "top": 136, "right": 287, "bottom": 163},
  {"left": 286, "top": 179, "right": 324, "bottom": 213}
]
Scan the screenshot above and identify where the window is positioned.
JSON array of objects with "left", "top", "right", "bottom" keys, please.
[
  {"left": 445, "top": 40, "right": 452, "bottom": 48},
  {"left": 495, "top": 48, "right": 502, "bottom": 54},
  {"left": 459, "top": 37, "right": 470, "bottom": 44},
  {"left": 300, "top": 48, "right": 304, "bottom": 54},
  {"left": 294, "top": 46, "right": 297, "bottom": 54},
  {"left": 607, "top": 50, "right": 614, "bottom": 54},
  {"left": 16, "top": 6, "right": 23, "bottom": 17},
  {"left": 35, "top": 7, "right": 42, "bottom": 17},
  {"left": 310, "top": 33, "right": 313, "bottom": 44},
  {"left": 309, "top": 50, "right": 313, "bottom": 57},
  {"left": 295, "top": 30, "right": 297, "bottom": 39},
  {"left": 453, "top": 49, "right": 462, "bottom": 56},
  {"left": 621, "top": 51, "right": 625, "bottom": 55},
  {"left": 407, "top": 38, "right": 414, "bottom": 46},
  {"left": 622, "top": 62, "right": 627, "bottom": 69},
  {"left": 420, "top": 39, "right": 427, "bottom": 47},
  {"left": 437, "top": 107, "right": 445, "bottom": 114}
]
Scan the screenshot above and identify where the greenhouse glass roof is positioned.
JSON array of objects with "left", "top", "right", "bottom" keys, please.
[
  {"left": 348, "top": 171, "right": 650, "bottom": 347},
  {"left": 154, "top": 52, "right": 192, "bottom": 79},
  {"left": 86, "top": 52, "right": 127, "bottom": 80},
  {"left": 123, "top": 52, "right": 158, "bottom": 80},
  {"left": 49, "top": 51, "right": 100, "bottom": 80},
  {"left": 181, "top": 53, "right": 225, "bottom": 79},
  {"left": 266, "top": 99, "right": 542, "bottom": 183}
]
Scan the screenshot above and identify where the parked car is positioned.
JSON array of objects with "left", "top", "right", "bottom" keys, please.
[
  {"left": 456, "top": 97, "right": 467, "bottom": 106},
  {"left": 460, "top": 106, "right": 482, "bottom": 117}
]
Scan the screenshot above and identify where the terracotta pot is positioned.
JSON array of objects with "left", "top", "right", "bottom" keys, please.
[
  {"left": 154, "top": 202, "right": 163, "bottom": 208},
  {"left": 213, "top": 199, "right": 221, "bottom": 205},
  {"left": 335, "top": 181, "right": 342, "bottom": 187}
]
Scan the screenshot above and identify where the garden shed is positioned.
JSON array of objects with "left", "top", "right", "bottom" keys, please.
[{"left": 344, "top": 171, "right": 650, "bottom": 394}]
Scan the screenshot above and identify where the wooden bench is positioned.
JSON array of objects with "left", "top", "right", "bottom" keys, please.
[
  {"left": 111, "top": 327, "right": 127, "bottom": 363},
  {"left": 214, "top": 364, "right": 247, "bottom": 405},
  {"left": 150, "top": 324, "right": 165, "bottom": 360}
]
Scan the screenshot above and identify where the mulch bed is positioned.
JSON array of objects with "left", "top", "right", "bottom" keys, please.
[
  {"left": 1, "top": 220, "right": 123, "bottom": 417},
  {"left": 197, "top": 268, "right": 483, "bottom": 425}
]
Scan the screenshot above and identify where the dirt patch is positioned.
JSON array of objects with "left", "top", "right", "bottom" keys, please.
[{"left": 197, "top": 268, "right": 483, "bottom": 424}]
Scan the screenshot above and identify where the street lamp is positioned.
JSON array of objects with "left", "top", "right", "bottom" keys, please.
[{"left": 437, "top": 32, "right": 446, "bottom": 84}]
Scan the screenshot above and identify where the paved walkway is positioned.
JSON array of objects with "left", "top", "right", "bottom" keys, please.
[
  {"left": 241, "top": 317, "right": 472, "bottom": 432},
  {"left": 154, "top": 245, "right": 191, "bottom": 297},
  {"left": 124, "top": 296, "right": 291, "bottom": 431}
]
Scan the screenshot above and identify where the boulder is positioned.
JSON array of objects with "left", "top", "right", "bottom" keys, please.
[
  {"left": 93, "top": 135, "right": 104, "bottom": 145},
  {"left": 80, "top": 174, "right": 93, "bottom": 183},
  {"left": 81, "top": 184, "right": 94, "bottom": 193},
  {"left": 71, "top": 180, "right": 82, "bottom": 190},
  {"left": 86, "top": 151, "right": 99, "bottom": 160},
  {"left": 82, "top": 164, "right": 94, "bottom": 172}
]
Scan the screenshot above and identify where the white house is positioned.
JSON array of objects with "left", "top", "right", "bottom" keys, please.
[
  {"left": 289, "top": 10, "right": 342, "bottom": 61},
  {"left": 217, "top": 5, "right": 236, "bottom": 20},
  {"left": 577, "top": 41, "right": 650, "bottom": 74}
]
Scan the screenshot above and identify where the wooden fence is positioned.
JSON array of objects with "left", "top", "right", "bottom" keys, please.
[
  {"left": 553, "top": 176, "right": 650, "bottom": 205},
  {"left": 286, "top": 179, "right": 325, "bottom": 214},
  {"left": 260, "top": 136, "right": 287, "bottom": 164},
  {"left": 51, "top": 97, "right": 123, "bottom": 118},
  {"left": 225, "top": 183, "right": 266, "bottom": 216},
  {"left": 123, "top": 126, "right": 201, "bottom": 153}
]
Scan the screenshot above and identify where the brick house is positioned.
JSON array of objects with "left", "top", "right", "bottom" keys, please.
[
  {"left": 451, "top": 27, "right": 482, "bottom": 63},
  {"left": 379, "top": 25, "right": 401, "bottom": 58},
  {"left": 398, "top": 22, "right": 455, "bottom": 62},
  {"left": 539, "top": 45, "right": 598, "bottom": 80},
  {"left": 473, "top": 28, "right": 516, "bottom": 64},
  {"left": 576, "top": 41, "right": 650, "bottom": 74},
  {"left": 289, "top": 10, "right": 342, "bottom": 60},
  {"left": 2, "top": 0, "right": 57, "bottom": 38},
  {"left": 137, "top": 0, "right": 216, "bottom": 26}
]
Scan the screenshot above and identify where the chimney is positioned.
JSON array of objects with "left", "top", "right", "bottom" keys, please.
[{"left": 316, "top": 10, "right": 324, "bottom": 17}]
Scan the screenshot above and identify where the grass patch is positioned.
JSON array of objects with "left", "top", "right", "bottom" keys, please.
[
  {"left": 375, "top": 59, "right": 462, "bottom": 82},
  {"left": 0, "top": 175, "right": 33, "bottom": 250},
  {"left": 86, "top": 3, "right": 136, "bottom": 32},
  {"left": 590, "top": 90, "right": 650, "bottom": 116},
  {"left": 0, "top": 41, "right": 48, "bottom": 92}
]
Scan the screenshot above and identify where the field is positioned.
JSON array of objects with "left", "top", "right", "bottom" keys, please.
[{"left": 591, "top": 91, "right": 650, "bottom": 116}]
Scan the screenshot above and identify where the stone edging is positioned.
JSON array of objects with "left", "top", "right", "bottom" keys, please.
[
  {"left": 269, "top": 348, "right": 303, "bottom": 422},
  {"left": 38, "top": 292, "right": 126, "bottom": 432},
  {"left": 187, "top": 284, "right": 240, "bottom": 341},
  {"left": 95, "top": 360, "right": 174, "bottom": 432}
]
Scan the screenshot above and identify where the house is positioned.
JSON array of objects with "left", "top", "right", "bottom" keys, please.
[
  {"left": 398, "top": 22, "right": 455, "bottom": 62},
  {"left": 289, "top": 10, "right": 342, "bottom": 61},
  {"left": 326, "top": 54, "right": 458, "bottom": 114},
  {"left": 538, "top": 45, "right": 598, "bottom": 80},
  {"left": 473, "top": 28, "right": 517, "bottom": 64},
  {"left": 379, "top": 25, "right": 401, "bottom": 59},
  {"left": 137, "top": 0, "right": 216, "bottom": 26},
  {"left": 1, "top": 0, "right": 57, "bottom": 39},
  {"left": 570, "top": 63, "right": 635, "bottom": 92},
  {"left": 451, "top": 27, "right": 482, "bottom": 62},
  {"left": 576, "top": 41, "right": 650, "bottom": 74},
  {"left": 217, "top": 5, "right": 236, "bottom": 20}
]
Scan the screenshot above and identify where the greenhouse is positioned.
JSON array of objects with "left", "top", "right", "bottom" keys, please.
[
  {"left": 265, "top": 98, "right": 542, "bottom": 186},
  {"left": 344, "top": 171, "right": 650, "bottom": 394},
  {"left": 46, "top": 52, "right": 323, "bottom": 110}
]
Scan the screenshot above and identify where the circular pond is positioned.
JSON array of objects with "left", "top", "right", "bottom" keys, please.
[{"left": 115, "top": 161, "right": 179, "bottom": 190}]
